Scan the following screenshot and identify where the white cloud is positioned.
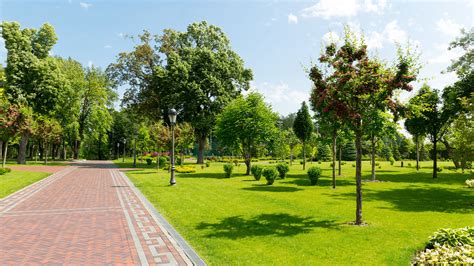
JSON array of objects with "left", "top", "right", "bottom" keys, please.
[
  {"left": 322, "top": 31, "right": 340, "bottom": 44},
  {"left": 79, "top": 2, "right": 92, "bottom": 9},
  {"left": 250, "top": 82, "right": 309, "bottom": 114},
  {"left": 365, "top": 31, "right": 384, "bottom": 49},
  {"left": 428, "top": 43, "right": 462, "bottom": 64},
  {"left": 301, "top": 0, "right": 388, "bottom": 19},
  {"left": 302, "top": 0, "right": 359, "bottom": 19},
  {"left": 88, "top": 60, "right": 93, "bottom": 68},
  {"left": 384, "top": 20, "right": 407, "bottom": 44},
  {"left": 288, "top": 13, "right": 298, "bottom": 24},
  {"left": 104, "top": 44, "right": 112, "bottom": 49},
  {"left": 436, "top": 17, "right": 464, "bottom": 37}
]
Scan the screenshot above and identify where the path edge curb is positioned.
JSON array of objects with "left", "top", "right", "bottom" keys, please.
[{"left": 117, "top": 171, "right": 207, "bottom": 266}]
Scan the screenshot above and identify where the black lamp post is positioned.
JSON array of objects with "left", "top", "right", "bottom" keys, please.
[
  {"left": 123, "top": 139, "right": 126, "bottom": 163},
  {"left": 168, "top": 108, "right": 177, "bottom": 185},
  {"left": 133, "top": 129, "right": 137, "bottom": 168}
]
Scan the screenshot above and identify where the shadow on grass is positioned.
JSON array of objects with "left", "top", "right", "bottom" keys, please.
[
  {"left": 373, "top": 171, "right": 469, "bottom": 185},
  {"left": 196, "top": 213, "right": 339, "bottom": 239},
  {"left": 282, "top": 174, "right": 354, "bottom": 187},
  {"left": 242, "top": 184, "right": 302, "bottom": 192},
  {"left": 327, "top": 186, "right": 473, "bottom": 213}
]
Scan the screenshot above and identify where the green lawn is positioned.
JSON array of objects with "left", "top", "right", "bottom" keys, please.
[
  {"left": 4, "top": 160, "right": 71, "bottom": 166},
  {"left": 0, "top": 170, "right": 51, "bottom": 198},
  {"left": 114, "top": 159, "right": 473, "bottom": 265}
]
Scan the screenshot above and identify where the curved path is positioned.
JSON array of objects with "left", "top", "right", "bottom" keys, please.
[{"left": 0, "top": 161, "right": 204, "bottom": 265}]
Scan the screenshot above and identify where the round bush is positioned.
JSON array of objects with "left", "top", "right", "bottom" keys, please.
[
  {"left": 307, "top": 167, "right": 322, "bottom": 185},
  {"left": 262, "top": 167, "right": 278, "bottom": 185},
  {"left": 0, "top": 168, "right": 12, "bottom": 175},
  {"left": 158, "top": 156, "right": 167, "bottom": 168},
  {"left": 223, "top": 163, "right": 234, "bottom": 178},
  {"left": 145, "top": 157, "right": 153, "bottom": 165},
  {"left": 205, "top": 161, "right": 211, "bottom": 167},
  {"left": 251, "top": 165, "right": 263, "bottom": 181},
  {"left": 275, "top": 163, "right": 289, "bottom": 179}
]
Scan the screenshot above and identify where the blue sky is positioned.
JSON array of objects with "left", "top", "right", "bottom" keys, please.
[{"left": 1, "top": 0, "right": 472, "bottom": 115}]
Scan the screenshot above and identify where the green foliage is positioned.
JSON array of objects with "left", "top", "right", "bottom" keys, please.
[
  {"left": 307, "top": 167, "right": 322, "bottom": 185},
  {"left": 0, "top": 168, "right": 12, "bottom": 175},
  {"left": 215, "top": 92, "right": 278, "bottom": 174},
  {"left": 159, "top": 157, "right": 167, "bottom": 168},
  {"left": 223, "top": 163, "right": 234, "bottom": 178},
  {"left": 389, "top": 157, "right": 395, "bottom": 165},
  {"left": 250, "top": 165, "right": 263, "bottom": 181},
  {"left": 316, "top": 143, "right": 331, "bottom": 161},
  {"left": 275, "top": 163, "right": 290, "bottom": 179},
  {"left": 293, "top": 102, "right": 313, "bottom": 143},
  {"left": 205, "top": 161, "right": 211, "bottom": 167},
  {"left": 466, "top": 179, "right": 474, "bottom": 188},
  {"left": 175, "top": 166, "right": 196, "bottom": 173},
  {"left": 145, "top": 157, "right": 153, "bottom": 165},
  {"left": 342, "top": 142, "right": 356, "bottom": 161},
  {"left": 426, "top": 227, "right": 474, "bottom": 248},
  {"left": 262, "top": 167, "right": 278, "bottom": 185}
]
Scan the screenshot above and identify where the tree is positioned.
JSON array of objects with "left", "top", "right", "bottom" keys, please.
[
  {"left": 278, "top": 113, "right": 297, "bottom": 130},
  {"left": 314, "top": 115, "right": 341, "bottom": 187},
  {"left": 34, "top": 116, "right": 61, "bottom": 164},
  {"left": 107, "top": 22, "right": 253, "bottom": 164},
  {"left": 342, "top": 142, "right": 356, "bottom": 161},
  {"left": 272, "top": 130, "right": 291, "bottom": 161},
  {"left": 1, "top": 22, "right": 66, "bottom": 164},
  {"left": 215, "top": 92, "right": 278, "bottom": 175},
  {"left": 407, "top": 85, "right": 449, "bottom": 178},
  {"left": 286, "top": 129, "right": 300, "bottom": 165},
  {"left": 309, "top": 29, "right": 418, "bottom": 224},
  {"left": 293, "top": 102, "right": 314, "bottom": 170},
  {"left": 175, "top": 122, "right": 195, "bottom": 164},
  {"left": 405, "top": 102, "right": 427, "bottom": 170},
  {"left": 316, "top": 143, "right": 331, "bottom": 161}
]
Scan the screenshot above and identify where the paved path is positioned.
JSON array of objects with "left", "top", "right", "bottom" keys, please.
[{"left": 0, "top": 161, "right": 203, "bottom": 265}]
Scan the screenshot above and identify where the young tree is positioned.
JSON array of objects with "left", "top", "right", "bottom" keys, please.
[
  {"left": 272, "top": 130, "right": 291, "bottom": 161},
  {"left": 366, "top": 111, "right": 396, "bottom": 180},
  {"left": 309, "top": 29, "right": 418, "bottom": 224},
  {"left": 404, "top": 104, "right": 426, "bottom": 170},
  {"left": 286, "top": 129, "right": 300, "bottom": 165},
  {"left": 175, "top": 122, "right": 195, "bottom": 164},
  {"left": 107, "top": 22, "right": 253, "bottom": 164},
  {"left": 215, "top": 93, "right": 278, "bottom": 175},
  {"left": 293, "top": 102, "right": 314, "bottom": 170}
]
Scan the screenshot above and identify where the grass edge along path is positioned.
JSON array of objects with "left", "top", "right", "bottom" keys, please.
[{"left": 0, "top": 170, "right": 52, "bottom": 199}]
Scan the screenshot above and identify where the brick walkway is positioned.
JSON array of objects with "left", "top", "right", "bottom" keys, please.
[{"left": 0, "top": 161, "right": 203, "bottom": 265}]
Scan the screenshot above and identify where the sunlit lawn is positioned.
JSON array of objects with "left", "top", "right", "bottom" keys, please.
[
  {"left": 114, "top": 158, "right": 473, "bottom": 265},
  {"left": 0, "top": 170, "right": 51, "bottom": 198},
  {"left": 4, "top": 160, "right": 71, "bottom": 166}
]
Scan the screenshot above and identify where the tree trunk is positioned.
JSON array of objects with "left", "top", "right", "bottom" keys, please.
[
  {"left": 2, "top": 140, "right": 8, "bottom": 168},
  {"left": 0, "top": 141, "right": 3, "bottom": 161},
  {"left": 416, "top": 136, "right": 419, "bottom": 171},
  {"left": 355, "top": 127, "right": 363, "bottom": 225},
  {"left": 371, "top": 135, "right": 376, "bottom": 181},
  {"left": 74, "top": 139, "right": 80, "bottom": 159},
  {"left": 44, "top": 143, "right": 49, "bottom": 165},
  {"left": 197, "top": 134, "right": 206, "bottom": 164},
  {"left": 245, "top": 153, "right": 251, "bottom": 175},
  {"left": 441, "top": 138, "right": 459, "bottom": 168},
  {"left": 433, "top": 134, "right": 438, "bottom": 179},
  {"left": 290, "top": 147, "right": 293, "bottom": 166},
  {"left": 98, "top": 134, "right": 102, "bottom": 160},
  {"left": 338, "top": 143, "right": 342, "bottom": 176},
  {"left": 332, "top": 129, "right": 337, "bottom": 188},
  {"left": 51, "top": 144, "right": 56, "bottom": 160},
  {"left": 302, "top": 141, "right": 306, "bottom": 170},
  {"left": 17, "top": 131, "right": 29, "bottom": 164},
  {"left": 63, "top": 142, "right": 67, "bottom": 160}
]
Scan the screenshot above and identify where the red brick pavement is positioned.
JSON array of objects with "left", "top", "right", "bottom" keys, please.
[{"left": 0, "top": 161, "right": 192, "bottom": 265}]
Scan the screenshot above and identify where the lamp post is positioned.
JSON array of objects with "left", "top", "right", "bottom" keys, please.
[
  {"left": 133, "top": 129, "right": 137, "bottom": 168},
  {"left": 123, "top": 139, "right": 126, "bottom": 162},
  {"left": 168, "top": 108, "right": 177, "bottom": 185}
]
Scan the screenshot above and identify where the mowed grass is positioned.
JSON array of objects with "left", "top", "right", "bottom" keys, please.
[
  {"left": 114, "top": 159, "right": 473, "bottom": 265},
  {"left": 0, "top": 170, "right": 51, "bottom": 198}
]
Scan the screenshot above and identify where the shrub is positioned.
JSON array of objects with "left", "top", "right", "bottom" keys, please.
[
  {"left": 408, "top": 162, "right": 412, "bottom": 167},
  {"left": 0, "top": 168, "right": 12, "bottom": 175},
  {"left": 389, "top": 157, "right": 395, "bottom": 165},
  {"left": 262, "top": 167, "right": 278, "bottom": 185},
  {"left": 414, "top": 243, "right": 474, "bottom": 265},
  {"left": 352, "top": 163, "right": 356, "bottom": 167},
  {"left": 426, "top": 227, "right": 474, "bottom": 249},
  {"left": 251, "top": 165, "right": 263, "bottom": 181},
  {"left": 466, "top": 179, "right": 474, "bottom": 188},
  {"left": 145, "top": 157, "right": 153, "bottom": 165},
  {"left": 275, "top": 163, "right": 289, "bottom": 179},
  {"left": 224, "top": 164, "right": 234, "bottom": 178},
  {"left": 307, "top": 167, "right": 322, "bottom": 185},
  {"left": 205, "top": 161, "right": 211, "bottom": 167},
  {"left": 375, "top": 162, "right": 380, "bottom": 166},
  {"left": 299, "top": 160, "right": 304, "bottom": 165},
  {"left": 330, "top": 162, "right": 334, "bottom": 167},
  {"left": 157, "top": 157, "right": 167, "bottom": 168},
  {"left": 233, "top": 159, "right": 239, "bottom": 166},
  {"left": 177, "top": 157, "right": 183, "bottom": 165},
  {"left": 318, "top": 161, "right": 322, "bottom": 164},
  {"left": 437, "top": 167, "right": 443, "bottom": 172},
  {"left": 175, "top": 166, "right": 196, "bottom": 173},
  {"left": 341, "top": 162, "right": 346, "bottom": 165},
  {"left": 378, "top": 165, "right": 382, "bottom": 169}
]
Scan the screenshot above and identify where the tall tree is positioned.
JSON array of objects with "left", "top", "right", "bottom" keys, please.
[
  {"left": 107, "top": 22, "right": 253, "bottom": 164},
  {"left": 215, "top": 92, "right": 278, "bottom": 175},
  {"left": 1, "top": 22, "right": 65, "bottom": 163},
  {"left": 293, "top": 101, "right": 314, "bottom": 170},
  {"left": 309, "top": 29, "right": 418, "bottom": 224},
  {"left": 404, "top": 103, "right": 427, "bottom": 171}
]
